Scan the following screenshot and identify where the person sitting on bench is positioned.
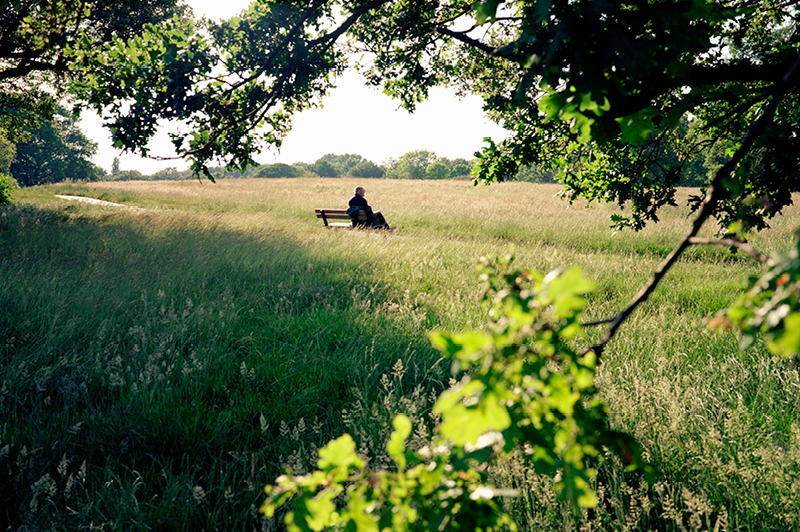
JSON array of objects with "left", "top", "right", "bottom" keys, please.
[{"left": 347, "top": 186, "right": 391, "bottom": 229}]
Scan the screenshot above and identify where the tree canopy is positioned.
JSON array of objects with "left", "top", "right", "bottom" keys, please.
[
  {"left": 0, "top": 0, "right": 188, "bottom": 139},
  {"left": 254, "top": 162, "right": 303, "bottom": 178},
  {"left": 10, "top": 105, "right": 102, "bottom": 186},
  {"left": 384, "top": 149, "right": 439, "bottom": 180}
]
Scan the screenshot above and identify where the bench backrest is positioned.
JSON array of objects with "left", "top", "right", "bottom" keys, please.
[{"left": 315, "top": 208, "right": 369, "bottom": 227}]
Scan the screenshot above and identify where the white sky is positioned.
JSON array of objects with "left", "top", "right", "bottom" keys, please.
[{"left": 81, "top": 0, "right": 507, "bottom": 174}]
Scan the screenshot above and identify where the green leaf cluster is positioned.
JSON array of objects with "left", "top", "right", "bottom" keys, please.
[
  {"left": 10, "top": 105, "right": 102, "bottom": 186},
  {"left": 432, "top": 254, "right": 648, "bottom": 507},
  {"left": 0, "top": 173, "right": 16, "bottom": 205},
  {"left": 712, "top": 233, "right": 800, "bottom": 357},
  {"left": 383, "top": 150, "right": 473, "bottom": 180},
  {"left": 0, "top": 1, "right": 187, "bottom": 138},
  {"left": 262, "top": 421, "right": 515, "bottom": 532}
]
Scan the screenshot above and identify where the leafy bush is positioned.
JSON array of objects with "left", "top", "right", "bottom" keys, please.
[
  {"left": 254, "top": 163, "right": 304, "bottom": 178},
  {"left": 712, "top": 234, "right": 800, "bottom": 357},
  {"left": 425, "top": 160, "right": 449, "bottom": 180},
  {"left": 107, "top": 169, "right": 145, "bottom": 181},
  {"left": 0, "top": 173, "right": 17, "bottom": 204},
  {"left": 349, "top": 161, "right": 385, "bottom": 178},
  {"left": 315, "top": 154, "right": 368, "bottom": 176}
]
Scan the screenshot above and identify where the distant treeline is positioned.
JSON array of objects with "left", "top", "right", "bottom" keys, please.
[
  {"left": 105, "top": 151, "right": 479, "bottom": 182},
  {"left": 3, "top": 109, "right": 720, "bottom": 188},
  {"left": 104, "top": 151, "right": 570, "bottom": 184},
  {"left": 104, "top": 133, "right": 719, "bottom": 187}
]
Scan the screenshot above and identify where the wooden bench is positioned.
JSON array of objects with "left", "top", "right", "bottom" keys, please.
[{"left": 315, "top": 208, "right": 370, "bottom": 228}]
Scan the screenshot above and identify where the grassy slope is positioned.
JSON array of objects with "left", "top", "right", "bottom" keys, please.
[{"left": 1, "top": 178, "right": 799, "bottom": 531}]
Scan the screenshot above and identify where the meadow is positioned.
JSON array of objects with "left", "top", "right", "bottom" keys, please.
[{"left": 1, "top": 177, "right": 799, "bottom": 531}]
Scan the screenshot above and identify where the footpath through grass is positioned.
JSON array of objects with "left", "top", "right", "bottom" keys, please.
[{"left": 1, "top": 178, "right": 799, "bottom": 531}]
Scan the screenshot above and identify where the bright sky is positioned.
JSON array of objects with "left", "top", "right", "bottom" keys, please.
[{"left": 81, "top": 0, "right": 507, "bottom": 174}]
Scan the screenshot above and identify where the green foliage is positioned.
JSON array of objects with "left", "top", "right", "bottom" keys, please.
[
  {"left": 71, "top": 1, "right": 361, "bottom": 178},
  {"left": 712, "top": 232, "right": 800, "bottom": 357},
  {"left": 102, "top": 162, "right": 304, "bottom": 182},
  {"left": 0, "top": 89, "right": 56, "bottom": 141},
  {"left": 386, "top": 150, "right": 439, "bottom": 180},
  {"left": 383, "top": 152, "right": 475, "bottom": 180},
  {"left": 263, "top": 420, "right": 517, "bottom": 532},
  {"left": 0, "top": 0, "right": 186, "bottom": 138},
  {"left": 254, "top": 163, "right": 304, "bottom": 179},
  {"left": 149, "top": 166, "right": 182, "bottom": 181},
  {"left": 448, "top": 158, "right": 473, "bottom": 179},
  {"left": 349, "top": 160, "right": 385, "bottom": 178},
  {"left": 315, "top": 154, "right": 365, "bottom": 177},
  {"left": 425, "top": 160, "right": 449, "bottom": 180},
  {"left": 261, "top": 254, "right": 652, "bottom": 529},
  {"left": 107, "top": 169, "right": 145, "bottom": 181},
  {"left": 311, "top": 159, "right": 338, "bottom": 177},
  {"left": 10, "top": 106, "right": 102, "bottom": 186},
  {"left": 432, "top": 256, "right": 651, "bottom": 504},
  {"left": 89, "top": 0, "right": 190, "bottom": 42},
  {"left": 514, "top": 164, "right": 557, "bottom": 184},
  {"left": 469, "top": 0, "right": 799, "bottom": 230},
  {"left": 306, "top": 154, "right": 386, "bottom": 178},
  {"left": 0, "top": 173, "right": 16, "bottom": 204},
  {"left": 0, "top": 0, "right": 86, "bottom": 134},
  {"left": 0, "top": 133, "right": 16, "bottom": 175}
]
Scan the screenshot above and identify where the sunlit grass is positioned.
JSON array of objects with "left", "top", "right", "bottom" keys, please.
[{"left": 1, "top": 177, "right": 798, "bottom": 531}]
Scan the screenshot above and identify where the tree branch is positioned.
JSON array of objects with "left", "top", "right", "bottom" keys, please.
[
  {"left": 584, "top": 53, "right": 800, "bottom": 360},
  {"left": 702, "top": 89, "right": 774, "bottom": 131},
  {"left": 224, "top": 0, "right": 329, "bottom": 91},
  {"left": 687, "top": 237, "right": 772, "bottom": 264},
  {"left": 434, "top": 25, "right": 528, "bottom": 63},
  {"left": 308, "top": 0, "right": 390, "bottom": 47},
  {"left": 434, "top": 25, "right": 495, "bottom": 55}
]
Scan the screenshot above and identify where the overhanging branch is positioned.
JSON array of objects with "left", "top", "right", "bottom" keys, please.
[
  {"left": 434, "top": 25, "right": 528, "bottom": 62},
  {"left": 584, "top": 53, "right": 800, "bottom": 360},
  {"left": 687, "top": 238, "right": 771, "bottom": 265},
  {"left": 435, "top": 26, "right": 495, "bottom": 55},
  {"left": 309, "top": 0, "right": 391, "bottom": 47}
]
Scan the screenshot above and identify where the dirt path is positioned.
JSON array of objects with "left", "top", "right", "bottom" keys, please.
[{"left": 55, "top": 195, "right": 128, "bottom": 207}]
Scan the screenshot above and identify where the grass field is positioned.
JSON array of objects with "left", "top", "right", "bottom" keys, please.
[{"left": 1, "top": 177, "right": 799, "bottom": 531}]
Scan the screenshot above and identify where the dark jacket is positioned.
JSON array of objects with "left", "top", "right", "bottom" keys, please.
[
  {"left": 347, "top": 194, "right": 373, "bottom": 226},
  {"left": 349, "top": 194, "right": 369, "bottom": 208}
]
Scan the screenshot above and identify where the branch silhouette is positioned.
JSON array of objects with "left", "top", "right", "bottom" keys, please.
[{"left": 584, "top": 54, "right": 800, "bottom": 359}]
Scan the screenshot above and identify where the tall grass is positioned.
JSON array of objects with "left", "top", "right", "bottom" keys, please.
[{"left": 1, "top": 178, "right": 798, "bottom": 531}]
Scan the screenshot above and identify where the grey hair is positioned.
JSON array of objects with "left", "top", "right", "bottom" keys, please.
[{"left": 354, "top": 186, "right": 365, "bottom": 195}]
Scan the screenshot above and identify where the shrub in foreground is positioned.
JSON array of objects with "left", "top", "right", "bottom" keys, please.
[{"left": 0, "top": 173, "right": 16, "bottom": 204}]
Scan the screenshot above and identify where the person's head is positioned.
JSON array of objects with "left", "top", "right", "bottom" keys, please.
[{"left": 354, "top": 186, "right": 365, "bottom": 197}]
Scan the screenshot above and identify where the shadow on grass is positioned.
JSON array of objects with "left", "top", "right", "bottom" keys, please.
[{"left": 0, "top": 203, "right": 447, "bottom": 530}]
